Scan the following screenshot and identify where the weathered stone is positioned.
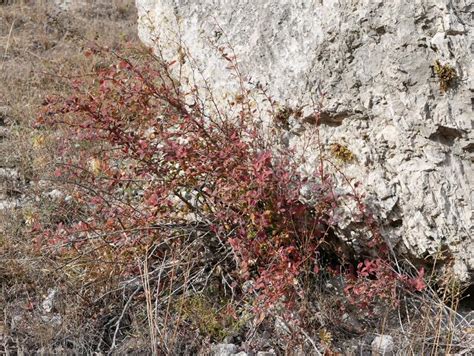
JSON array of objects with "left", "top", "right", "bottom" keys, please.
[
  {"left": 53, "top": 0, "right": 73, "bottom": 11},
  {"left": 136, "top": 1, "right": 473, "bottom": 282},
  {"left": 257, "top": 352, "right": 276, "bottom": 356},
  {"left": 371, "top": 335, "right": 395, "bottom": 355},
  {"left": 42, "top": 288, "right": 58, "bottom": 313},
  {"left": 211, "top": 343, "right": 238, "bottom": 356},
  {"left": 40, "top": 314, "right": 62, "bottom": 327},
  {"left": 0, "top": 199, "right": 20, "bottom": 210}
]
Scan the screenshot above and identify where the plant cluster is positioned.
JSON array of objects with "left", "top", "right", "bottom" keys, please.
[
  {"left": 175, "top": 294, "right": 247, "bottom": 340},
  {"left": 35, "top": 45, "right": 425, "bottom": 346}
]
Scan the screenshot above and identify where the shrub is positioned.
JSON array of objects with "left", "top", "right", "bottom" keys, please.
[{"left": 36, "top": 44, "right": 423, "bottom": 332}]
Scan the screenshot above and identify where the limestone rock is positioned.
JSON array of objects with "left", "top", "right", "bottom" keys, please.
[
  {"left": 257, "top": 352, "right": 276, "bottom": 356},
  {"left": 371, "top": 335, "right": 395, "bottom": 355},
  {"left": 42, "top": 288, "right": 58, "bottom": 314},
  {"left": 211, "top": 343, "right": 238, "bottom": 356},
  {"left": 136, "top": 0, "right": 473, "bottom": 282}
]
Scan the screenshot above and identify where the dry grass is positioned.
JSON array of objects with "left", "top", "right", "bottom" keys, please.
[
  {"left": 0, "top": 0, "right": 142, "bottom": 353},
  {"left": 0, "top": 0, "right": 138, "bottom": 179}
]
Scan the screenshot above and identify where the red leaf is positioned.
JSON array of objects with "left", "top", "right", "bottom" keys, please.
[
  {"left": 147, "top": 193, "right": 159, "bottom": 206},
  {"left": 409, "top": 268, "right": 426, "bottom": 291}
]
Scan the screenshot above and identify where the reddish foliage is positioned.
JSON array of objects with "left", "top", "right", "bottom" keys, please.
[{"left": 36, "top": 47, "right": 423, "bottom": 314}]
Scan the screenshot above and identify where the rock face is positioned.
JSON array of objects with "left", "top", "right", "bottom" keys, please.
[{"left": 135, "top": 1, "right": 473, "bottom": 282}]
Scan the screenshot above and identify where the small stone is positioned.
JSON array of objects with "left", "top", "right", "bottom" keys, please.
[
  {"left": 371, "top": 335, "right": 395, "bottom": 355},
  {"left": 274, "top": 317, "right": 291, "bottom": 337},
  {"left": 40, "top": 314, "right": 62, "bottom": 326},
  {"left": 257, "top": 351, "right": 276, "bottom": 356},
  {"left": 45, "top": 189, "right": 65, "bottom": 200},
  {"left": 42, "top": 288, "right": 57, "bottom": 313},
  {"left": 11, "top": 314, "right": 23, "bottom": 330},
  {"left": 0, "top": 199, "right": 20, "bottom": 210},
  {"left": 211, "top": 343, "right": 238, "bottom": 356}
]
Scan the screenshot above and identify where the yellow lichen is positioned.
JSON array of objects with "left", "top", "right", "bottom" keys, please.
[
  {"left": 434, "top": 60, "right": 457, "bottom": 93},
  {"left": 331, "top": 143, "right": 354, "bottom": 163}
]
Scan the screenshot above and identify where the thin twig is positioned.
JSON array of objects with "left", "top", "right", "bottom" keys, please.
[{"left": 109, "top": 286, "right": 140, "bottom": 352}]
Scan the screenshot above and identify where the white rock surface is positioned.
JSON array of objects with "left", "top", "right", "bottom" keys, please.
[
  {"left": 42, "top": 288, "right": 58, "bottom": 313},
  {"left": 371, "top": 335, "right": 395, "bottom": 355},
  {"left": 136, "top": 0, "right": 473, "bottom": 282},
  {"left": 256, "top": 352, "right": 276, "bottom": 356},
  {"left": 211, "top": 343, "right": 238, "bottom": 356}
]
